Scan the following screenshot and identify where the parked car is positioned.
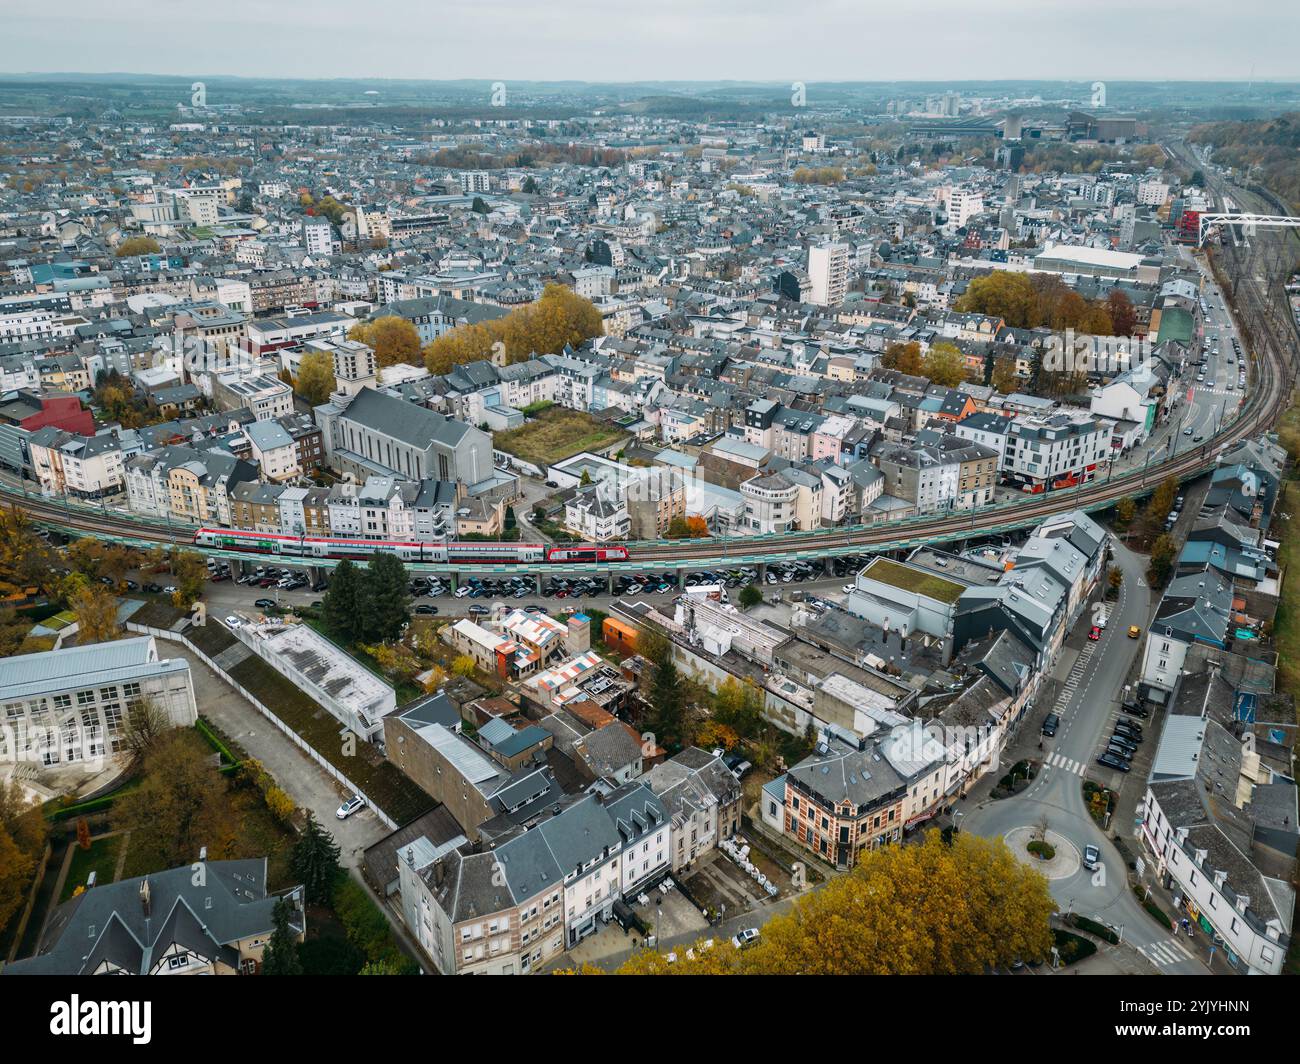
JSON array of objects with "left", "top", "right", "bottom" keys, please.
[
  {"left": 414, "top": 604, "right": 439, "bottom": 615},
  {"left": 223, "top": 615, "right": 243, "bottom": 629},
  {"left": 1097, "top": 752, "right": 1131, "bottom": 772},
  {"left": 336, "top": 794, "right": 365, "bottom": 820},
  {"left": 1120, "top": 700, "right": 1149, "bottom": 719},
  {"left": 731, "top": 927, "right": 760, "bottom": 949},
  {"left": 1041, "top": 713, "right": 1060, "bottom": 737},
  {"left": 454, "top": 586, "right": 472, "bottom": 598},
  {"left": 254, "top": 598, "right": 277, "bottom": 610}
]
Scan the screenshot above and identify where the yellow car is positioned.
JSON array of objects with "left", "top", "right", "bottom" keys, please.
[{"left": 1127, "top": 625, "right": 1141, "bottom": 639}]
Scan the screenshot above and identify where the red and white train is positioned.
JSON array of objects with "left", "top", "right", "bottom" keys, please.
[{"left": 192, "top": 528, "right": 629, "bottom": 564}]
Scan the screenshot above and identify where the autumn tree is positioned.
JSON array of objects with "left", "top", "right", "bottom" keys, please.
[
  {"left": 880, "top": 341, "right": 925, "bottom": 376},
  {"left": 0, "top": 779, "right": 51, "bottom": 935},
  {"left": 922, "top": 342, "right": 967, "bottom": 387},
  {"left": 169, "top": 549, "right": 208, "bottom": 609},
  {"left": 956, "top": 271, "right": 1040, "bottom": 328},
  {"left": 0, "top": 506, "right": 59, "bottom": 600},
  {"left": 1106, "top": 289, "right": 1137, "bottom": 336},
  {"left": 113, "top": 730, "right": 231, "bottom": 871},
  {"left": 740, "top": 832, "right": 1053, "bottom": 974},
  {"left": 348, "top": 316, "right": 423, "bottom": 368},
  {"left": 712, "top": 676, "right": 764, "bottom": 738},
  {"left": 294, "top": 349, "right": 336, "bottom": 406},
  {"left": 116, "top": 235, "right": 161, "bottom": 257},
  {"left": 1149, "top": 534, "right": 1177, "bottom": 586},
  {"left": 990, "top": 355, "right": 1019, "bottom": 394},
  {"left": 120, "top": 697, "right": 174, "bottom": 768},
  {"left": 423, "top": 284, "right": 603, "bottom": 375},
  {"left": 68, "top": 581, "right": 120, "bottom": 645},
  {"left": 1115, "top": 497, "right": 1136, "bottom": 529},
  {"left": 364, "top": 640, "right": 421, "bottom": 684},
  {"left": 451, "top": 655, "right": 477, "bottom": 677},
  {"left": 606, "top": 831, "right": 1053, "bottom": 975}
]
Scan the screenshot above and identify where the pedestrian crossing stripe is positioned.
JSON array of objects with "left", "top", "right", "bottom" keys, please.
[
  {"left": 1044, "top": 753, "right": 1086, "bottom": 777},
  {"left": 1141, "top": 938, "right": 1194, "bottom": 966}
]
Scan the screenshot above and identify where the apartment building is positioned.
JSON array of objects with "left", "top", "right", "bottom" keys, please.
[
  {"left": 1002, "top": 414, "right": 1110, "bottom": 491},
  {"left": 28, "top": 428, "right": 124, "bottom": 499},
  {"left": 808, "top": 241, "right": 849, "bottom": 307}
]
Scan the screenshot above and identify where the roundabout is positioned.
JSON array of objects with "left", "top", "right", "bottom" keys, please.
[{"left": 1005, "top": 826, "right": 1081, "bottom": 881}]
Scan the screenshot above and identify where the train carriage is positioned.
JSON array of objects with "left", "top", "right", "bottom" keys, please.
[{"left": 193, "top": 528, "right": 606, "bottom": 565}]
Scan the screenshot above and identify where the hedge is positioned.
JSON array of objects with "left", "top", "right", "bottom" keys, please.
[
  {"left": 1053, "top": 928, "right": 1097, "bottom": 966},
  {"left": 195, "top": 716, "right": 240, "bottom": 765},
  {"left": 1133, "top": 886, "right": 1174, "bottom": 929},
  {"left": 1071, "top": 914, "right": 1120, "bottom": 944}
]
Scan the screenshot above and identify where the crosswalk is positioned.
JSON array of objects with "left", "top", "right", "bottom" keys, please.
[
  {"left": 1056, "top": 642, "right": 1096, "bottom": 709},
  {"left": 1137, "top": 937, "right": 1195, "bottom": 969},
  {"left": 1043, "top": 752, "right": 1087, "bottom": 777}
]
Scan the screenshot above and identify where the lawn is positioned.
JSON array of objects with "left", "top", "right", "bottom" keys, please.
[
  {"left": 860, "top": 557, "right": 964, "bottom": 604},
  {"left": 493, "top": 407, "right": 626, "bottom": 467},
  {"left": 61, "top": 835, "right": 125, "bottom": 902}
]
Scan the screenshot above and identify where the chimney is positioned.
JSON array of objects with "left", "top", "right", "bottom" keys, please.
[{"left": 139, "top": 878, "right": 152, "bottom": 919}]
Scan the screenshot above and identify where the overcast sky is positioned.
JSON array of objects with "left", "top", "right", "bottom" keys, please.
[{"left": 2, "top": 1, "right": 1296, "bottom": 82}]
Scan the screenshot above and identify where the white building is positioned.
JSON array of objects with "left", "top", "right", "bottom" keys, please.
[
  {"left": 808, "top": 241, "right": 848, "bottom": 307},
  {"left": 27, "top": 429, "right": 124, "bottom": 499},
  {"left": 1140, "top": 715, "right": 1294, "bottom": 976},
  {"left": 0, "top": 637, "right": 197, "bottom": 776}
]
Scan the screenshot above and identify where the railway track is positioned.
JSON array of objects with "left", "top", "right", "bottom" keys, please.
[{"left": 5, "top": 177, "right": 1294, "bottom": 572}]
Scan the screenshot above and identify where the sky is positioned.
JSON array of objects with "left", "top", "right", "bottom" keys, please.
[{"left": 1, "top": 0, "right": 1297, "bottom": 83}]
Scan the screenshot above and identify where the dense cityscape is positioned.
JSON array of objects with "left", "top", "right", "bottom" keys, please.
[{"left": 0, "top": 40, "right": 1297, "bottom": 1011}]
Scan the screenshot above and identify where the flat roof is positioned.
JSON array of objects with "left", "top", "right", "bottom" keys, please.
[{"left": 861, "top": 557, "right": 965, "bottom": 604}]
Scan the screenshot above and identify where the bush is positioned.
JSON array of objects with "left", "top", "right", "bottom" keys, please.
[
  {"left": 1071, "top": 914, "right": 1120, "bottom": 944},
  {"left": 1133, "top": 886, "right": 1174, "bottom": 929},
  {"left": 1053, "top": 928, "right": 1097, "bottom": 966},
  {"left": 299, "top": 935, "right": 365, "bottom": 976},
  {"left": 333, "top": 874, "right": 418, "bottom": 974},
  {"left": 1026, "top": 840, "right": 1056, "bottom": 860}
]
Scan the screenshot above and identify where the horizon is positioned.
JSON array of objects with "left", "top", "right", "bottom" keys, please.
[{"left": 3, "top": 1, "right": 1298, "bottom": 82}]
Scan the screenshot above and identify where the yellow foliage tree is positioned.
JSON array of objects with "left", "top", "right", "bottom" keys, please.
[
  {"left": 294, "top": 349, "right": 337, "bottom": 406},
  {"left": 68, "top": 582, "right": 120, "bottom": 645},
  {"left": 922, "top": 342, "right": 967, "bottom": 387},
  {"left": 348, "top": 316, "right": 423, "bottom": 368}
]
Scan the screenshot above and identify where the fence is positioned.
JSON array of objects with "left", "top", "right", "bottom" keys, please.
[{"left": 125, "top": 620, "right": 397, "bottom": 831}]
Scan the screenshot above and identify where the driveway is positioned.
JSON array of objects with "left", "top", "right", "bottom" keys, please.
[{"left": 167, "top": 643, "right": 387, "bottom": 868}]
